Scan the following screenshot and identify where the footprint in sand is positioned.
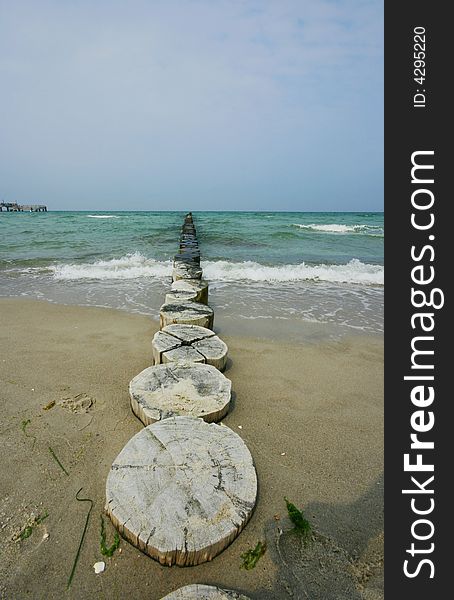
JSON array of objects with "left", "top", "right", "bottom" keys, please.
[{"left": 58, "top": 393, "right": 94, "bottom": 414}]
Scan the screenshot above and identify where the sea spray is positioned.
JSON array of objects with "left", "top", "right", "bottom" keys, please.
[{"left": 50, "top": 254, "right": 383, "bottom": 286}]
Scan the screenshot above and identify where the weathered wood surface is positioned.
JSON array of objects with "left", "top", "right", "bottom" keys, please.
[
  {"left": 176, "top": 246, "right": 201, "bottom": 256},
  {"left": 162, "top": 345, "right": 205, "bottom": 365},
  {"left": 173, "top": 263, "right": 203, "bottom": 281},
  {"left": 160, "top": 585, "right": 251, "bottom": 599},
  {"left": 129, "top": 362, "right": 231, "bottom": 424},
  {"left": 174, "top": 250, "right": 201, "bottom": 266},
  {"left": 165, "top": 289, "right": 199, "bottom": 304},
  {"left": 162, "top": 324, "right": 215, "bottom": 343},
  {"left": 181, "top": 230, "right": 196, "bottom": 239},
  {"left": 152, "top": 325, "right": 228, "bottom": 371},
  {"left": 192, "top": 336, "right": 228, "bottom": 371},
  {"left": 160, "top": 302, "right": 214, "bottom": 330},
  {"left": 151, "top": 331, "right": 182, "bottom": 364},
  {"left": 180, "top": 239, "right": 198, "bottom": 247},
  {"left": 106, "top": 416, "right": 257, "bottom": 566},
  {"left": 171, "top": 279, "right": 209, "bottom": 304}
]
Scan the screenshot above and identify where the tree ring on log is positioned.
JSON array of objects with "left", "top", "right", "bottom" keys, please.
[
  {"left": 106, "top": 416, "right": 257, "bottom": 566},
  {"left": 129, "top": 362, "right": 231, "bottom": 424},
  {"left": 152, "top": 325, "right": 228, "bottom": 371},
  {"left": 165, "top": 290, "right": 199, "bottom": 304},
  {"left": 171, "top": 280, "right": 209, "bottom": 304},
  {"left": 160, "top": 302, "right": 214, "bottom": 330}
]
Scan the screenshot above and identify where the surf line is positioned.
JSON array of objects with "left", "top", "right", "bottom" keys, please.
[{"left": 401, "top": 150, "right": 444, "bottom": 580}]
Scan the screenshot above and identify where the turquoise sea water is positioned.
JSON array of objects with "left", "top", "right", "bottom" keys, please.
[{"left": 0, "top": 211, "right": 383, "bottom": 337}]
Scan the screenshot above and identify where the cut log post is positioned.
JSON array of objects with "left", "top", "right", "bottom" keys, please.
[
  {"left": 151, "top": 331, "right": 182, "bottom": 364},
  {"left": 162, "top": 324, "right": 215, "bottom": 343},
  {"left": 175, "top": 248, "right": 200, "bottom": 256},
  {"left": 165, "top": 290, "right": 199, "bottom": 304},
  {"left": 162, "top": 345, "right": 205, "bottom": 365},
  {"left": 129, "top": 363, "right": 231, "bottom": 424},
  {"left": 178, "top": 245, "right": 200, "bottom": 255},
  {"left": 173, "top": 263, "right": 203, "bottom": 281},
  {"left": 180, "top": 239, "right": 198, "bottom": 248},
  {"left": 181, "top": 227, "right": 196, "bottom": 236},
  {"left": 160, "top": 302, "right": 214, "bottom": 330},
  {"left": 181, "top": 235, "right": 197, "bottom": 243},
  {"left": 171, "top": 279, "right": 209, "bottom": 304},
  {"left": 174, "top": 256, "right": 201, "bottom": 266},
  {"left": 192, "top": 336, "right": 229, "bottom": 372},
  {"left": 174, "top": 256, "right": 201, "bottom": 268},
  {"left": 160, "top": 585, "right": 251, "bottom": 599},
  {"left": 152, "top": 325, "right": 228, "bottom": 371},
  {"left": 105, "top": 416, "right": 257, "bottom": 566}
]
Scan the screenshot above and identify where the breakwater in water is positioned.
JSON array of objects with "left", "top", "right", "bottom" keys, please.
[{"left": 105, "top": 214, "right": 258, "bottom": 590}]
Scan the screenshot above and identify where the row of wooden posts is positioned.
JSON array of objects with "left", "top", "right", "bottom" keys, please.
[{"left": 105, "top": 214, "right": 255, "bottom": 599}]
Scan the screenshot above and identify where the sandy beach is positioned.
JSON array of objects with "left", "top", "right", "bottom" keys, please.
[{"left": 0, "top": 298, "right": 383, "bottom": 599}]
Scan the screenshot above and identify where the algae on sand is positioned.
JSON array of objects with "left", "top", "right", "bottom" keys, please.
[
  {"left": 284, "top": 497, "right": 311, "bottom": 540},
  {"left": 100, "top": 516, "right": 120, "bottom": 557},
  {"left": 240, "top": 541, "right": 267, "bottom": 570}
]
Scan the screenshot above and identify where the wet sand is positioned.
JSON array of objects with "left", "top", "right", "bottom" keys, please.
[{"left": 0, "top": 298, "right": 383, "bottom": 599}]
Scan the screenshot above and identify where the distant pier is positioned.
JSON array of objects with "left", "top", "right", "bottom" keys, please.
[{"left": 0, "top": 202, "right": 47, "bottom": 212}]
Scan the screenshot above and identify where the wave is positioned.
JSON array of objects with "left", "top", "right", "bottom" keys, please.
[
  {"left": 202, "top": 259, "right": 383, "bottom": 285},
  {"left": 51, "top": 253, "right": 172, "bottom": 280},
  {"left": 87, "top": 215, "right": 120, "bottom": 219},
  {"left": 292, "top": 223, "right": 384, "bottom": 235},
  {"left": 50, "top": 253, "right": 383, "bottom": 286}
]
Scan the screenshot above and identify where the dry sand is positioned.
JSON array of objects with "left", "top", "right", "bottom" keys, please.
[{"left": 0, "top": 299, "right": 383, "bottom": 599}]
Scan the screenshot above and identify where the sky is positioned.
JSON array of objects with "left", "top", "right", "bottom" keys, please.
[{"left": 0, "top": 0, "right": 383, "bottom": 211}]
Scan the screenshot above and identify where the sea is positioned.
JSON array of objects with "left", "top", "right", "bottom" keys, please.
[{"left": 0, "top": 211, "right": 383, "bottom": 340}]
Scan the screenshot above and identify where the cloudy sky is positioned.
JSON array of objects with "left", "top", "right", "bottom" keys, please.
[{"left": 0, "top": 0, "right": 383, "bottom": 211}]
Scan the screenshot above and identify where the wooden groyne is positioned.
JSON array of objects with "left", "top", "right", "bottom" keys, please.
[
  {"left": 161, "top": 585, "right": 251, "bottom": 599},
  {"left": 105, "top": 213, "right": 258, "bottom": 581},
  {"left": 0, "top": 202, "right": 47, "bottom": 212}
]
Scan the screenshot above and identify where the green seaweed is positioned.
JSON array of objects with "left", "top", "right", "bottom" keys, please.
[
  {"left": 18, "top": 512, "right": 49, "bottom": 541},
  {"left": 67, "top": 488, "right": 93, "bottom": 588},
  {"left": 21, "top": 419, "right": 36, "bottom": 449},
  {"left": 20, "top": 526, "right": 33, "bottom": 540},
  {"left": 100, "top": 516, "right": 120, "bottom": 557},
  {"left": 36, "top": 512, "right": 49, "bottom": 525},
  {"left": 48, "top": 446, "right": 69, "bottom": 476},
  {"left": 240, "top": 541, "right": 266, "bottom": 570},
  {"left": 284, "top": 497, "right": 311, "bottom": 539},
  {"left": 21, "top": 419, "right": 31, "bottom": 433}
]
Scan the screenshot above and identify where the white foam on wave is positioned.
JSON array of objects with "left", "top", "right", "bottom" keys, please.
[
  {"left": 51, "top": 252, "right": 172, "bottom": 280},
  {"left": 86, "top": 215, "right": 120, "bottom": 219},
  {"left": 202, "top": 259, "right": 383, "bottom": 285},
  {"left": 292, "top": 223, "right": 383, "bottom": 235},
  {"left": 50, "top": 253, "right": 383, "bottom": 285}
]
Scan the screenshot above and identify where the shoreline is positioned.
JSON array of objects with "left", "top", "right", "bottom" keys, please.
[
  {"left": 0, "top": 293, "right": 384, "bottom": 343},
  {"left": 0, "top": 298, "right": 383, "bottom": 599}
]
